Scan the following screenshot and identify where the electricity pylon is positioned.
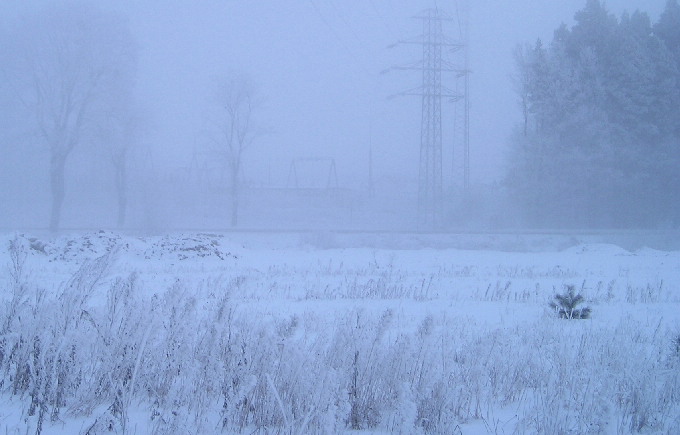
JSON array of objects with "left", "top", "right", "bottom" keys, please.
[
  {"left": 385, "top": 8, "right": 464, "bottom": 228},
  {"left": 452, "top": 1, "right": 471, "bottom": 192}
]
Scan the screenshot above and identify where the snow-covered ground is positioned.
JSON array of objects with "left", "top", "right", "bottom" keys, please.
[{"left": 0, "top": 231, "right": 679, "bottom": 434}]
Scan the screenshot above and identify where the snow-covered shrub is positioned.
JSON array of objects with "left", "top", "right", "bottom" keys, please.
[
  {"left": 0, "top": 251, "right": 114, "bottom": 433},
  {"left": 330, "top": 309, "right": 395, "bottom": 430},
  {"left": 2, "top": 237, "right": 28, "bottom": 335},
  {"left": 672, "top": 333, "right": 680, "bottom": 358},
  {"left": 550, "top": 285, "right": 591, "bottom": 319}
]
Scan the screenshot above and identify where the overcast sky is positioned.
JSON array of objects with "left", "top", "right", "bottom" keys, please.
[{"left": 3, "top": 0, "right": 668, "bottom": 190}]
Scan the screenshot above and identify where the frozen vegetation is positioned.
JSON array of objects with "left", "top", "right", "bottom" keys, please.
[
  {"left": 2, "top": 3, "right": 679, "bottom": 433},
  {"left": 0, "top": 231, "right": 679, "bottom": 434}
]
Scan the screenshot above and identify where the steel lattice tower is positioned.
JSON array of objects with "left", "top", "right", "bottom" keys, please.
[
  {"left": 418, "top": 9, "right": 445, "bottom": 226},
  {"left": 386, "top": 8, "right": 464, "bottom": 227},
  {"left": 453, "top": 1, "right": 470, "bottom": 192}
]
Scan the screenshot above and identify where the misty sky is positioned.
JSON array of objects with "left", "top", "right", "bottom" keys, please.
[{"left": 2, "top": 0, "right": 667, "bottom": 191}]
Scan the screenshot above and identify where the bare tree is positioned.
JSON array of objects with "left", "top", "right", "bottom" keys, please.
[
  {"left": 208, "top": 76, "right": 264, "bottom": 227},
  {"left": 6, "top": 3, "right": 137, "bottom": 231},
  {"left": 103, "top": 111, "right": 145, "bottom": 228}
]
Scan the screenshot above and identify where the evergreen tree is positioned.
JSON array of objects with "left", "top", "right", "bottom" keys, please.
[
  {"left": 654, "top": 0, "right": 680, "bottom": 65},
  {"left": 653, "top": 1, "right": 680, "bottom": 224},
  {"left": 550, "top": 285, "right": 592, "bottom": 319},
  {"left": 508, "top": 1, "right": 680, "bottom": 227}
]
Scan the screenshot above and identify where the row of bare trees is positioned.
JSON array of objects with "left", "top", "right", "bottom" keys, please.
[
  {"left": 1, "top": 3, "right": 260, "bottom": 231},
  {"left": 2, "top": 4, "right": 138, "bottom": 230}
]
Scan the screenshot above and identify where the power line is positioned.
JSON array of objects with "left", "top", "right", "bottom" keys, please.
[{"left": 307, "top": 0, "right": 373, "bottom": 77}]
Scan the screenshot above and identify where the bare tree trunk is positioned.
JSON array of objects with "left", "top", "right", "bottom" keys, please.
[
  {"left": 49, "top": 153, "right": 67, "bottom": 232},
  {"left": 115, "top": 161, "right": 127, "bottom": 228},
  {"left": 117, "top": 194, "right": 127, "bottom": 228},
  {"left": 214, "top": 76, "right": 261, "bottom": 228},
  {"left": 230, "top": 180, "right": 238, "bottom": 227}
]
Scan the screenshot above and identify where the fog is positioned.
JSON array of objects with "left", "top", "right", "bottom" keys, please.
[{"left": 0, "top": 0, "right": 673, "bottom": 231}]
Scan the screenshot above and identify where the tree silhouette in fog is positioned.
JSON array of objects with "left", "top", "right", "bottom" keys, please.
[
  {"left": 509, "top": 0, "right": 680, "bottom": 228},
  {"left": 206, "top": 76, "right": 265, "bottom": 227},
  {"left": 6, "top": 3, "right": 137, "bottom": 231}
]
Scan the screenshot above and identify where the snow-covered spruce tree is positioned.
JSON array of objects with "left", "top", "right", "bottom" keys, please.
[
  {"left": 550, "top": 285, "right": 591, "bottom": 319},
  {"left": 508, "top": 0, "right": 680, "bottom": 227}
]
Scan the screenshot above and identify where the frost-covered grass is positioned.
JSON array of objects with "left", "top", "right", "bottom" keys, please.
[{"left": 0, "top": 232, "right": 679, "bottom": 434}]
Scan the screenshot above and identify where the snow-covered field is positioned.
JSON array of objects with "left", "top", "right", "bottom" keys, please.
[{"left": 0, "top": 231, "right": 679, "bottom": 434}]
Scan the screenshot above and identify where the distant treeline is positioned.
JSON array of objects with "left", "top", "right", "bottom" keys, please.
[{"left": 509, "top": 0, "right": 680, "bottom": 228}]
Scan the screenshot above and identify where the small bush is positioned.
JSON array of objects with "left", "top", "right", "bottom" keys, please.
[
  {"left": 672, "top": 334, "right": 680, "bottom": 357},
  {"left": 550, "top": 285, "right": 591, "bottom": 319}
]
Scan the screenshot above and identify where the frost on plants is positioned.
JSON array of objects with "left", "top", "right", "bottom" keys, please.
[
  {"left": 1, "top": 233, "right": 679, "bottom": 434},
  {"left": 550, "top": 285, "right": 591, "bottom": 319}
]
